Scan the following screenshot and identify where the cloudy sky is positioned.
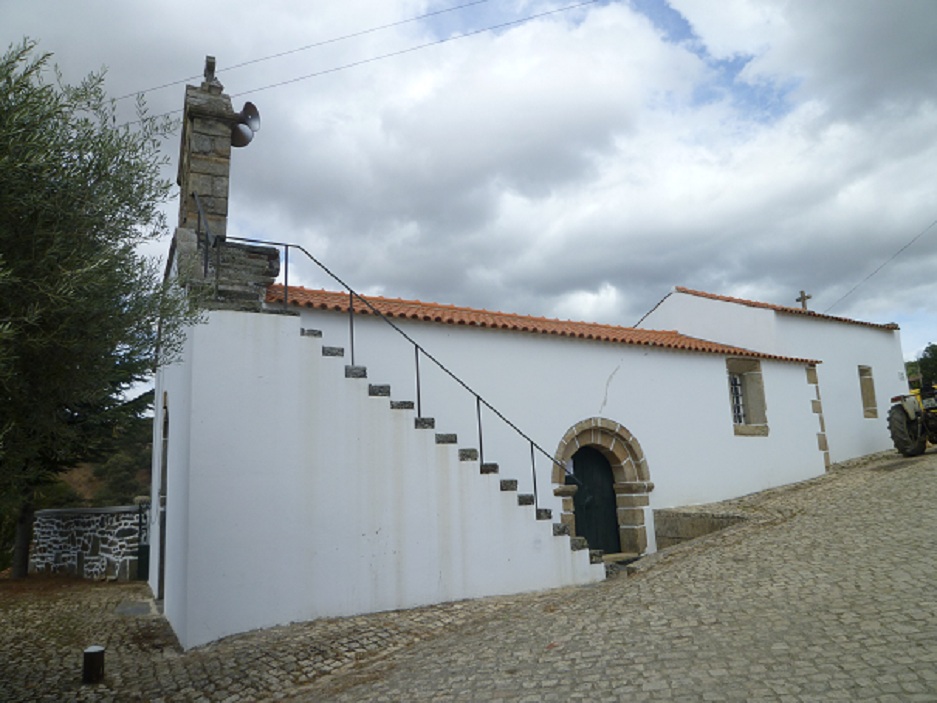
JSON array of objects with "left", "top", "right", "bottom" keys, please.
[{"left": 4, "top": 0, "right": 937, "bottom": 358}]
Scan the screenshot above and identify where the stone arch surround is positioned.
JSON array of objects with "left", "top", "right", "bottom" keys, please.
[{"left": 553, "top": 418, "right": 654, "bottom": 555}]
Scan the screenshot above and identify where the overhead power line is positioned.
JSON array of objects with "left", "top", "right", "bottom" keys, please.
[
  {"left": 117, "top": 0, "right": 490, "bottom": 101},
  {"left": 124, "top": 0, "right": 600, "bottom": 124},
  {"left": 824, "top": 216, "right": 937, "bottom": 313},
  {"left": 230, "top": 1, "right": 600, "bottom": 99}
]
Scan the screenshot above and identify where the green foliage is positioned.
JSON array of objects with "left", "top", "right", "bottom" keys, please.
[
  {"left": 0, "top": 40, "right": 200, "bottom": 572},
  {"left": 89, "top": 396, "right": 154, "bottom": 506},
  {"left": 906, "top": 360, "right": 922, "bottom": 388},
  {"left": 917, "top": 344, "right": 937, "bottom": 390}
]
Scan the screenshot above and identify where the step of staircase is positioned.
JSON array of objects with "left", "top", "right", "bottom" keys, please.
[
  {"left": 308, "top": 324, "right": 591, "bottom": 575},
  {"left": 601, "top": 552, "right": 640, "bottom": 564},
  {"left": 604, "top": 552, "right": 641, "bottom": 577}
]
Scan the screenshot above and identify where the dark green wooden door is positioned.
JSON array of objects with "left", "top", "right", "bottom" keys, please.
[{"left": 567, "top": 446, "right": 620, "bottom": 554}]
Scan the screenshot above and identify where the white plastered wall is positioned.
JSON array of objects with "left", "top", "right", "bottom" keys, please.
[
  {"left": 152, "top": 310, "right": 608, "bottom": 649},
  {"left": 152, "top": 304, "right": 828, "bottom": 648},
  {"left": 149, "top": 331, "right": 195, "bottom": 645},
  {"left": 773, "top": 315, "right": 906, "bottom": 462},
  {"left": 297, "top": 306, "right": 824, "bottom": 511},
  {"left": 639, "top": 291, "right": 907, "bottom": 463}
]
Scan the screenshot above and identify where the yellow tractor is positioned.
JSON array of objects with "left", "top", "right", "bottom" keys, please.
[{"left": 887, "top": 387, "right": 937, "bottom": 456}]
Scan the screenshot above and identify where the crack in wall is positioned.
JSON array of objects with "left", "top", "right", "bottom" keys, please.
[{"left": 598, "top": 359, "right": 623, "bottom": 415}]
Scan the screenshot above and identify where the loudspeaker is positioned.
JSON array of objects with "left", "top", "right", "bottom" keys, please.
[{"left": 231, "top": 102, "right": 261, "bottom": 147}]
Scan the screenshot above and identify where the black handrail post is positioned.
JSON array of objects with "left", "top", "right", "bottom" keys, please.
[
  {"left": 476, "top": 396, "right": 484, "bottom": 466},
  {"left": 530, "top": 441, "right": 539, "bottom": 509},
  {"left": 415, "top": 347, "right": 422, "bottom": 418},
  {"left": 213, "top": 245, "right": 220, "bottom": 296},
  {"left": 348, "top": 289, "right": 355, "bottom": 366},
  {"left": 283, "top": 244, "right": 290, "bottom": 309}
]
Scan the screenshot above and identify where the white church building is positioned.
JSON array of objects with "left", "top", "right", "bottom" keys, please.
[
  {"left": 639, "top": 287, "right": 907, "bottom": 465},
  {"left": 149, "top": 65, "right": 909, "bottom": 649}
]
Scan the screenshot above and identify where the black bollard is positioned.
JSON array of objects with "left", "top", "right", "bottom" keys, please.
[{"left": 82, "top": 645, "right": 105, "bottom": 684}]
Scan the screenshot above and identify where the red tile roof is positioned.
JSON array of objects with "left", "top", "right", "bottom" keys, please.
[
  {"left": 674, "top": 287, "right": 900, "bottom": 331},
  {"left": 266, "top": 285, "right": 819, "bottom": 364}
]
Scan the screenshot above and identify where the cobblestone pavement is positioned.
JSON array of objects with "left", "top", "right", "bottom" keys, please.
[{"left": 3, "top": 450, "right": 937, "bottom": 702}]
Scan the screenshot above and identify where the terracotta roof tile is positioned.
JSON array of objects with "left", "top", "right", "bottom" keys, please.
[
  {"left": 267, "top": 285, "right": 819, "bottom": 365},
  {"left": 674, "top": 287, "right": 900, "bottom": 331}
]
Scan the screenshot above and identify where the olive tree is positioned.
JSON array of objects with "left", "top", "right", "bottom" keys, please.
[{"left": 0, "top": 40, "right": 198, "bottom": 577}]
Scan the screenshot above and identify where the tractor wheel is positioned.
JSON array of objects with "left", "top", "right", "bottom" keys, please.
[{"left": 888, "top": 404, "right": 926, "bottom": 457}]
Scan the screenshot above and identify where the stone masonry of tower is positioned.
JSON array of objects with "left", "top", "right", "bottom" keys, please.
[{"left": 169, "top": 57, "right": 278, "bottom": 311}]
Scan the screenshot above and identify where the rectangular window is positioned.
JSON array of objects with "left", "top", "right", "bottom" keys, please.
[
  {"left": 729, "top": 373, "right": 746, "bottom": 424},
  {"left": 858, "top": 365, "right": 877, "bottom": 418},
  {"left": 726, "top": 358, "right": 768, "bottom": 436}
]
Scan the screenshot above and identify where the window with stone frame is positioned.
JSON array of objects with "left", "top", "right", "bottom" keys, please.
[
  {"left": 726, "top": 358, "right": 769, "bottom": 436},
  {"left": 858, "top": 365, "right": 877, "bottom": 418}
]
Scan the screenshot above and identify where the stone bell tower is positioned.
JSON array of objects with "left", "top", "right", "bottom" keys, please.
[
  {"left": 169, "top": 57, "right": 279, "bottom": 311},
  {"left": 176, "top": 56, "right": 233, "bottom": 240}
]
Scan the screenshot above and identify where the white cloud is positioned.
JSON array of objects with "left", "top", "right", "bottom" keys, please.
[
  {"left": 4, "top": 0, "right": 937, "bottom": 353},
  {"left": 552, "top": 282, "right": 624, "bottom": 323},
  {"left": 670, "top": 0, "right": 787, "bottom": 59}
]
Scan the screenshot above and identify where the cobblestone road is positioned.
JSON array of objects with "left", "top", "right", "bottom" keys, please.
[{"left": 3, "top": 450, "right": 937, "bottom": 702}]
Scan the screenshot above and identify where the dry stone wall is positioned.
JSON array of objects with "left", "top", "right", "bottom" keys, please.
[{"left": 30, "top": 504, "right": 149, "bottom": 581}]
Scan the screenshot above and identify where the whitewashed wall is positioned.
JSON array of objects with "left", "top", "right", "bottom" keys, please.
[
  {"left": 639, "top": 292, "right": 907, "bottom": 463},
  {"left": 149, "top": 330, "right": 195, "bottom": 641},
  {"left": 151, "top": 310, "right": 608, "bottom": 650},
  {"left": 297, "top": 306, "right": 824, "bottom": 509},
  {"left": 153, "top": 304, "right": 828, "bottom": 648}
]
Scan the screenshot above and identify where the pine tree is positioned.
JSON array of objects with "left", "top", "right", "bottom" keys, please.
[{"left": 0, "top": 40, "right": 199, "bottom": 577}]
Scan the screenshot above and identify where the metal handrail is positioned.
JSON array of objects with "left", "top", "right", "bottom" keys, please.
[{"left": 224, "top": 235, "right": 582, "bottom": 507}]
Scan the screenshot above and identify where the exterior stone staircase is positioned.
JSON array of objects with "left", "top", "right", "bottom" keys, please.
[
  {"left": 299, "top": 325, "right": 597, "bottom": 561},
  {"left": 179, "top": 236, "right": 607, "bottom": 572}
]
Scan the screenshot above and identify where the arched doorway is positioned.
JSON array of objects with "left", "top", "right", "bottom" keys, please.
[
  {"left": 553, "top": 418, "right": 654, "bottom": 556},
  {"left": 567, "top": 446, "right": 620, "bottom": 554}
]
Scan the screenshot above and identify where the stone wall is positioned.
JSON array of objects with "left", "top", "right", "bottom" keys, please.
[
  {"left": 653, "top": 509, "right": 746, "bottom": 550},
  {"left": 30, "top": 504, "right": 149, "bottom": 581}
]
